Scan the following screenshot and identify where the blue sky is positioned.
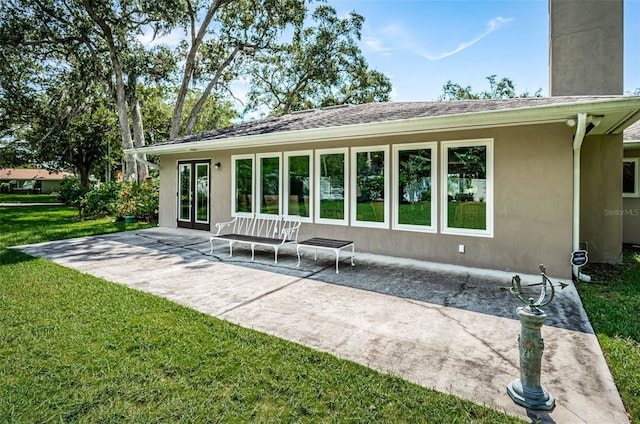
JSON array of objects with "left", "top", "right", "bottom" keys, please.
[{"left": 325, "top": 0, "right": 640, "bottom": 101}]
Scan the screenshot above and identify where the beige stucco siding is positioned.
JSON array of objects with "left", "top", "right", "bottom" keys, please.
[
  {"left": 581, "top": 134, "right": 624, "bottom": 263},
  {"left": 623, "top": 148, "right": 640, "bottom": 244},
  {"left": 157, "top": 123, "right": 579, "bottom": 278}
]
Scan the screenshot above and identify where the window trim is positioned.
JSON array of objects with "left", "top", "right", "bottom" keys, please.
[
  {"left": 392, "top": 142, "right": 437, "bottom": 233},
  {"left": 441, "top": 139, "right": 494, "bottom": 238},
  {"left": 314, "top": 147, "right": 349, "bottom": 226},
  {"left": 231, "top": 154, "right": 255, "bottom": 217},
  {"left": 284, "top": 150, "right": 313, "bottom": 222},
  {"left": 623, "top": 158, "right": 639, "bottom": 198},
  {"left": 350, "top": 145, "right": 390, "bottom": 229},
  {"left": 256, "top": 152, "right": 282, "bottom": 216}
]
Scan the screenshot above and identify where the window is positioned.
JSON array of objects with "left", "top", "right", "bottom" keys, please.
[
  {"left": 195, "top": 162, "right": 210, "bottom": 223},
  {"left": 178, "top": 163, "right": 192, "bottom": 222},
  {"left": 231, "top": 154, "right": 254, "bottom": 215},
  {"left": 393, "top": 143, "right": 437, "bottom": 232},
  {"left": 351, "top": 145, "right": 389, "bottom": 228},
  {"left": 284, "top": 151, "right": 313, "bottom": 221},
  {"left": 256, "top": 153, "right": 281, "bottom": 215},
  {"left": 315, "top": 148, "right": 348, "bottom": 225},
  {"left": 442, "top": 140, "right": 493, "bottom": 237},
  {"left": 623, "top": 158, "right": 639, "bottom": 197}
]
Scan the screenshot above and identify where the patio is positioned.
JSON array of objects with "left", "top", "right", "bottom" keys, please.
[{"left": 15, "top": 227, "right": 628, "bottom": 423}]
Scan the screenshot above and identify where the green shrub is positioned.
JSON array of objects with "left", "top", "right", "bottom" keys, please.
[
  {"left": 84, "top": 182, "right": 121, "bottom": 217},
  {"left": 115, "top": 178, "right": 159, "bottom": 222},
  {"left": 57, "top": 176, "right": 89, "bottom": 214}
]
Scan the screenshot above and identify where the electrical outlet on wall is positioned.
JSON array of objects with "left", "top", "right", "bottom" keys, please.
[{"left": 458, "top": 244, "right": 465, "bottom": 254}]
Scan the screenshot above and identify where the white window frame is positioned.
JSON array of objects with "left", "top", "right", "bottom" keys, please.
[
  {"left": 284, "top": 150, "right": 313, "bottom": 222},
  {"left": 231, "top": 154, "right": 255, "bottom": 217},
  {"left": 315, "top": 147, "right": 349, "bottom": 226},
  {"left": 350, "top": 145, "right": 390, "bottom": 229},
  {"left": 441, "top": 139, "right": 494, "bottom": 238},
  {"left": 392, "top": 142, "right": 437, "bottom": 233},
  {"left": 256, "top": 152, "right": 282, "bottom": 216},
  {"left": 623, "top": 158, "right": 639, "bottom": 198}
]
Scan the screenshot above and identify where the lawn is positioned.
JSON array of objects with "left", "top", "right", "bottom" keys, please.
[
  {"left": 0, "top": 204, "right": 525, "bottom": 423},
  {"left": 0, "top": 193, "right": 60, "bottom": 203},
  {"left": 578, "top": 249, "right": 640, "bottom": 422}
]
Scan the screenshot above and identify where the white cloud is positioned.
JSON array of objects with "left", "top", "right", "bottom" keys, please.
[
  {"left": 362, "top": 36, "right": 393, "bottom": 55},
  {"left": 365, "top": 16, "right": 513, "bottom": 61},
  {"left": 419, "top": 16, "right": 513, "bottom": 61}
]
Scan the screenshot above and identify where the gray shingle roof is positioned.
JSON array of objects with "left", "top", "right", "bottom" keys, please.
[{"left": 159, "top": 96, "right": 631, "bottom": 147}]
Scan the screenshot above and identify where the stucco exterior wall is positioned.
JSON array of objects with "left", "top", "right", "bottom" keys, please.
[
  {"left": 156, "top": 123, "right": 579, "bottom": 278},
  {"left": 623, "top": 148, "right": 640, "bottom": 244},
  {"left": 549, "top": 0, "right": 623, "bottom": 96},
  {"left": 581, "top": 134, "right": 623, "bottom": 263}
]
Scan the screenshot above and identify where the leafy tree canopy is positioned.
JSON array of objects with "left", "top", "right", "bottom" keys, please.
[{"left": 439, "top": 75, "right": 542, "bottom": 100}]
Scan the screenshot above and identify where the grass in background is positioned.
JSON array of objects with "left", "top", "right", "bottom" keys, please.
[
  {"left": 0, "top": 193, "right": 59, "bottom": 203},
  {"left": 0, "top": 205, "right": 525, "bottom": 423},
  {"left": 579, "top": 247, "right": 640, "bottom": 422},
  {"left": 0, "top": 205, "right": 152, "bottom": 247}
]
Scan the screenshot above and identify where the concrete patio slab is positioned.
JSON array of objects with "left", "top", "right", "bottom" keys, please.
[{"left": 14, "top": 227, "right": 628, "bottom": 423}]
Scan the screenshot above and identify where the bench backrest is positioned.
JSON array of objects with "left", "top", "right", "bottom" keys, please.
[
  {"left": 230, "top": 214, "right": 256, "bottom": 235},
  {"left": 222, "top": 214, "right": 301, "bottom": 242},
  {"left": 253, "top": 214, "right": 281, "bottom": 238}
]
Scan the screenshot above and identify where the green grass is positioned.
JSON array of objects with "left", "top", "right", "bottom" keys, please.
[
  {"left": 0, "top": 205, "right": 525, "bottom": 423},
  {"left": 398, "top": 201, "right": 432, "bottom": 226},
  {"left": 0, "top": 205, "right": 152, "bottom": 247},
  {"left": 0, "top": 193, "right": 60, "bottom": 203},
  {"left": 447, "top": 202, "right": 486, "bottom": 230},
  {"left": 578, "top": 248, "right": 640, "bottom": 422}
]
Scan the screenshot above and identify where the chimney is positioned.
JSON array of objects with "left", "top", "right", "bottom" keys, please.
[{"left": 549, "top": 0, "right": 623, "bottom": 96}]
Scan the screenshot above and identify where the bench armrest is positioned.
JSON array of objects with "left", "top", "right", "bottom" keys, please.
[
  {"left": 280, "top": 217, "right": 301, "bottom": 241},
  {"left": 214, "top": 218, "right": 237, "bottom": 235}
]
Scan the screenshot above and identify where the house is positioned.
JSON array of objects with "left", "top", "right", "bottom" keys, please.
[
  {"left": 0, "top": 168, "right": 73, "bottom": 194},
  {"left": 623, "top": 121, "right": 640, "bottom": 244},
  {"left": 125, "top": 96, "right": 640, "bottom": 279}
]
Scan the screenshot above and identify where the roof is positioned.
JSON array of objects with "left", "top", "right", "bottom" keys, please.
[
  {"left": 0, "top": 168, "right": 73, "bottom": 181},
  {"left": 127, "top": 96, "right": 640, "bottom": 155}
]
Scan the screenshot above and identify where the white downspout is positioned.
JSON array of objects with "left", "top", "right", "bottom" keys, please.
[{"left": 572, "top": 113, "right": 591, "bottom": 282}]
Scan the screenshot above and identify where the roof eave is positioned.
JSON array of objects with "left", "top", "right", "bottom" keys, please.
[{"left": 126, "top": 97, "right": 640, "bottom": 156}]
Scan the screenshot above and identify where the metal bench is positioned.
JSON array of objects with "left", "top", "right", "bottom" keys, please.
[
  {"left": 210, "top": 214, "right": 301, "bottom": 263},
  {"left": 296, "top": 237, "right": 355, "bottom": 273}
]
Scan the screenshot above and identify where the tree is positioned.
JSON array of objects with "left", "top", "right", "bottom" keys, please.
[
  {"left": 246, "top": 5, "right": 391, "bottom": 115},
  {"left": 439, "top": 75, "right": 542, "bottom": 100},
  {"left": 168, "top": 0, "right": 308, "bottom": 138},
  {"left": 25, "top": 80, "right": 117, "bottom": 187}
]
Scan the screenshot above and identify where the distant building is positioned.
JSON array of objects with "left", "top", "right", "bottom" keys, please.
[{"left": 0, "top": 168, "right": 73, "bottom": 194}]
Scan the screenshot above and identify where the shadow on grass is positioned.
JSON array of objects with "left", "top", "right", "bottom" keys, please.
[{"left": 0, "top": 248, "right": 39, "bottom": 267}]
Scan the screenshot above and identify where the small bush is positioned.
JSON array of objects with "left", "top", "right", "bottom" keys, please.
[
  {"left": 84, "top": 182, "right": 121, "bottom": 217},
  {"left": 116, "top": 178, "right": 159, "bottom": 222},
  {"left": 57, "top": 176, "right": 89, "bottom": 214}
]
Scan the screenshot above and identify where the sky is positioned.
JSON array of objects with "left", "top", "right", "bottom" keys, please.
[{"left": 323, "top": 0, "right": 640, "bottom": 101}]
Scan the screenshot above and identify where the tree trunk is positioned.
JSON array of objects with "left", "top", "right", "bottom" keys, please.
[
  {"left": 81, "top": 0, "right": 136, "bottom": 181},
  {"left": 131, "top": 98, "right": 149, "bottom": 181},
  {"left": 183, "top": 46, "right": 240, "bottom": 135},
  {"left": 170, "top": 0, "right": 228, "bottom": 139}
]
